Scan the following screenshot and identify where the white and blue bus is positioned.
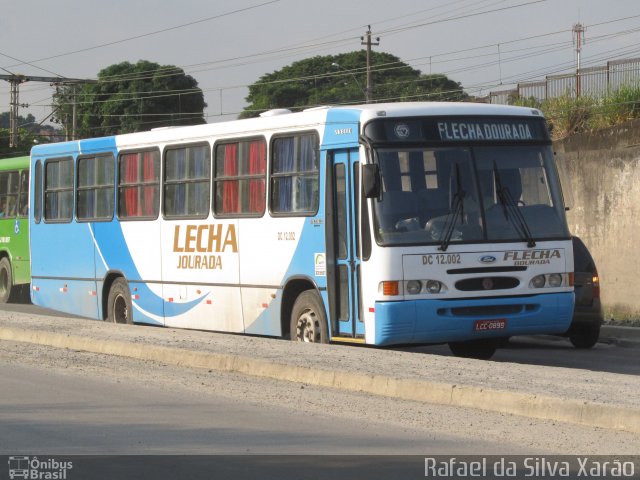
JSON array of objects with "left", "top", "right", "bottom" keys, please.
[{"left": 29, "top": 102, "right": 574, "bottom": 359}]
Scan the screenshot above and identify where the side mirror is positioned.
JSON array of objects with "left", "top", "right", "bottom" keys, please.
[{"left": 362, "top": 164, "right": 381, "bottom": 198}]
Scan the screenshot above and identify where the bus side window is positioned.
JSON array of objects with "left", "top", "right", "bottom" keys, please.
[
  {"left": 19, "top": 170, "right": 29, "bottom": 217},
  {"left": 0, "top": 171, "right": 19, "bottom": 219},
  {"left": 213, "top": 137, "right": 266, "bottom": 217},
  {"left": 270, "top": 132, "right": 319, "bottom": 215},
  {"left": 164, "top": 144, "right": 210, "bottom": 219},
  {"left": 6, "top": 197, "right": 16, "bottom": 217},
  {"left": 118, "top": 150, "right": 160, "bottom": 220},
  {"left": 34, "top": 161, "right": 43, "bottom": 223},
  {"left": 77, "top": 154, "right": 115, "bottom": 221},
  {"left": 44, "top": 157, "right": 74, "bottom": 222}
]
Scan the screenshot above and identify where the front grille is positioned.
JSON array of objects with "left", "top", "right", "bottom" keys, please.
[
  {"left": 455, "top": 276, "right": 520, "bottom": 291},
  {"left": 448, "top": 305, "right": 524, "bottom": 316},
  {"left": 447, "top": 266, "right": 527, "bottom": 274}
]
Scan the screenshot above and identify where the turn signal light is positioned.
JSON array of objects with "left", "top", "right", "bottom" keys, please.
[
  {"left": 382, "top": 281, "right": 399, "bottom": 296},
  {"left": 592, "top": 269, "right": 600, "bottom": 298}
]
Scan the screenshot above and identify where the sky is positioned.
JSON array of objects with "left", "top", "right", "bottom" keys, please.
[{"left": 2, "top": 0, "right": 640, "bottom": 128}]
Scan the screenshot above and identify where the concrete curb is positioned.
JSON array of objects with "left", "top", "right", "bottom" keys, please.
[
  {"left": 601, "top": 325, "right": 640, "bottom": 347},
  {"left": 1, "top": 325, "right": 639, "bottom": 435}
]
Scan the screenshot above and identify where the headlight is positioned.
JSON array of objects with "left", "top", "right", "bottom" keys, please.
[
  {"left": 426, "top": 280, "right": 442, "bottom": 294},
  {"left": 530, "top": 273, "right": 568, "bottom": 289},
  {"left": 531, "top": 275, "right": 546, "bottom": 288},
  {"left": 406, "top": 280, "right": 422, "bottom": 295},
  {"left": 548, "top": 273, "right": 563, "bottom": 287}
]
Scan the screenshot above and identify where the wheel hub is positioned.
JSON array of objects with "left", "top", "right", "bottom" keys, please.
[
  {"left": 296, "top": 309, "right": 321, "bottom": 342},
  {"left": 113, "top": 294, "right": 129, "bottom": 324}
]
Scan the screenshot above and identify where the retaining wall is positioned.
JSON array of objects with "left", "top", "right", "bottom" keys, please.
[{"left": 556, "top": 120, "right": 640, "bottom": 319}]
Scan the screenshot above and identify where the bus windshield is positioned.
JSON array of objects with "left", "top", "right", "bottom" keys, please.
[{"left": 372, "top": 144, "right": 570, "bottom": 246}]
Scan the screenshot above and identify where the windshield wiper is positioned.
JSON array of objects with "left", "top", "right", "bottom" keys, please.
[
  {"left": 439, "top": 164, "right": 465, "bottom": 252},
  {"left": 493, "top": 162, "right": 536, "bottom": 248}
]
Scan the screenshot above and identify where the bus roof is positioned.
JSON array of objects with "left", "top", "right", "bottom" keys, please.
[
  {"left": 0, "top": 156, "right": 30, "bottom": 170},
  {"left": 350, "top": 101, "right": 544, "bottom": 122},
  {"left": 31, "top": 102, "right": 545, "bottom": 156}
]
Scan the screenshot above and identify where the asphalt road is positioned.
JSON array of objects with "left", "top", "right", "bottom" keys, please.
[
  {"left": 402, "top": 335, "right": 640, "bottom": 376},
  {"left": 0, "top": 341, "right": 558, "bottom": 480},
  {"left": 1, "top": 302, "right": 639, "bottom": 479},
  {"left": 1, "top": 357, "right": 525, "bottom": 455},
  {"left": 0, "top": 339, "right": 637, "bottom": 456}
]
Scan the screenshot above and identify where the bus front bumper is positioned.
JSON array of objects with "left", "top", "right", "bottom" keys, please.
[{"left": 373, "top": 292, "right": 574, "bottom": 346}]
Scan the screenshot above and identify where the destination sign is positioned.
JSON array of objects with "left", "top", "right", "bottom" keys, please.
[
  {"left": 363, "top": 116, "right": 549, "bottom": 143},
  {"left": 437, "top": 120, "right": 535, "bottom": 141}
]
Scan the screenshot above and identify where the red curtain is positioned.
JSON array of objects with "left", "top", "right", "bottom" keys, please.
[
  {"left": 143, "top": 152, "right": 156, "bottom": 216},
  {"left": 123, "top": 154, "right": 139, "bottom": 217},
  {"left": 248, "top": 141, "right": 265, "bottom": 213},
  {"left": 223, "top": 144, "right": 238, "bottom": 213}
]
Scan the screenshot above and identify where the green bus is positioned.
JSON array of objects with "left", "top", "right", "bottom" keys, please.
[{"left": 0, "top": 156, "right": 30, "bottom": 303}]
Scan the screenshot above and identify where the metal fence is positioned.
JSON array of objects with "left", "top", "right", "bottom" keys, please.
[{"left": 488, "top": 57, "right": 640, "bottom": 104}]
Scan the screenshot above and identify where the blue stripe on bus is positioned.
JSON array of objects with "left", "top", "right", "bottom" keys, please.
[
  {"left": 93, "top": 222, "right": 207, "bottom": 321},
  {"left": 373, "top": 292, "right": 574, "bottom": 345}
]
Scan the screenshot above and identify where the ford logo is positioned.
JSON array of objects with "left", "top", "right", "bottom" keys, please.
[{"left": 479, "top": 255, "right": 497, "bottom": 264}]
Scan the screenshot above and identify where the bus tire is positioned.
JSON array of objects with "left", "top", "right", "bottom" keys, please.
[
  {"left": 569, "top": 323, "right": 600, "bottom": 349},
  {"left": 290, "top": 290, "right": 328, "bottom": 343},
  {"left": 0, "top": 257, "right": 14, "bottom": 304},
  {"left": 448, "top": 339, "right": 499, "bottom": 360},
  {"left": 107, "top": 278, "right": 133, "bottom": 324}
]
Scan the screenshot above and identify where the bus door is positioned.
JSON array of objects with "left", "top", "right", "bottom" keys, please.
[{"left": 328, "top": 149, "right": 364, "bottom": 339}]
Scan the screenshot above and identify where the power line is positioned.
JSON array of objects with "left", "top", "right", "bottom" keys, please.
[
  {"left": 378, "top": 0, "right": 549, "bottom": 37},
  {"left": 7, "top": 3, "right": 640, "bottom": 129},
  {"left": 2, "top": 1, "right": 282, "bottom": 72},
  {"left": 0, "top": 74, "right": 94, "bottom": 147}
]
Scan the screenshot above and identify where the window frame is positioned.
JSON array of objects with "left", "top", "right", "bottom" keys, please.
[
  {"left": 34, "top": 160, "right": 43, "bottom": 224},
  {"left": 0, "top": 170, "right": 20, "bottom": 220},
  {"left": 17, "top": 169, "right": 29, "bottom": 218},
  {"left": 162, "top": 142, "right": 211, "bottom": 220},
  {"left": 76, "top": 153, "right": 115, "bottom": 223},
  {"left": 213, "top": 136, "right": 267, "bottom": 218},
  {"left": 117, "top": 148, "right": 161, "bottom": 221},
  {"left": 269, "top": 131, "right": 320, "bottom": 217},
  {"left": 43, "top": 156, "right": 74, "bottom": 224}
]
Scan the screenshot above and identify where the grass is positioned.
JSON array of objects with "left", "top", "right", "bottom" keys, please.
[{"left": 512, "top": 84, "right": 640, "bottom": 139}]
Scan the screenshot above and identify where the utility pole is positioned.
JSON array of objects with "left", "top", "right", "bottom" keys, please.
[
  {"left": 8, "top": 77, "right": 26, "bottom": 148},
  {"left": 573, "top": 23, "right": 585, "bottom": 97},
  {"left": 361, "top": 25, "right": 380, "bottom": 103},
  {"left": 0, "top": 74, "right": 94, "bottom": 148},
  {"left": 71, "top": 84, "right": 77, "bottom": 141}
]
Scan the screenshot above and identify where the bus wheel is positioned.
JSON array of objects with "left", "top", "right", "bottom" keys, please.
[
  {"left": 107, "top": 278, "right": 133, "bottom": 324},
  {"left": 0, "top": 257, "right": 14, "bottom": 304},
  {"left": 448, "top": 339, "right": 499, "bottom": 360},
  {"left": 569, "top": 324, "right": 600, "bottom": 349},
  {"left": 290, "top": 290, "right": 328, "bottom": 343}
]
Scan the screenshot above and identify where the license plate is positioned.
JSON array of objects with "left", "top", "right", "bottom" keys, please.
[{"left": 474, "top": 319, "right": 507, "bottom": 331}]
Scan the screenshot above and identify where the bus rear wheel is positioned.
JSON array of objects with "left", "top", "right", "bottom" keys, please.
[
  {"left": 0, "top": 257, "right": 15, "bottom": 304},
  {"left": 290, "top": 290, "right": 328, "bottom": 343},
  {"left": 107, "top": 278, "right": 133, "bottom": 324},
  {"left": 448, "top": 339, "right": 499, "bottom": 360}
]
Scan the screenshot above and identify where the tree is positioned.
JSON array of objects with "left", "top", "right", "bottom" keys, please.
[
  {"left": 0, "top": 128, "right": 39, "bottom": 158},
  {"left": 241, "top": 51, "right": 468, "bottom": 118},
  {"left": 52, "top": 60, "right": 207, "bottom": 137},
  {"left": 0, "top": 112, "right": 37, "bottom": 131},
  {"left": 0, "top": 112, "right": 62, "bottom": 155}
]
